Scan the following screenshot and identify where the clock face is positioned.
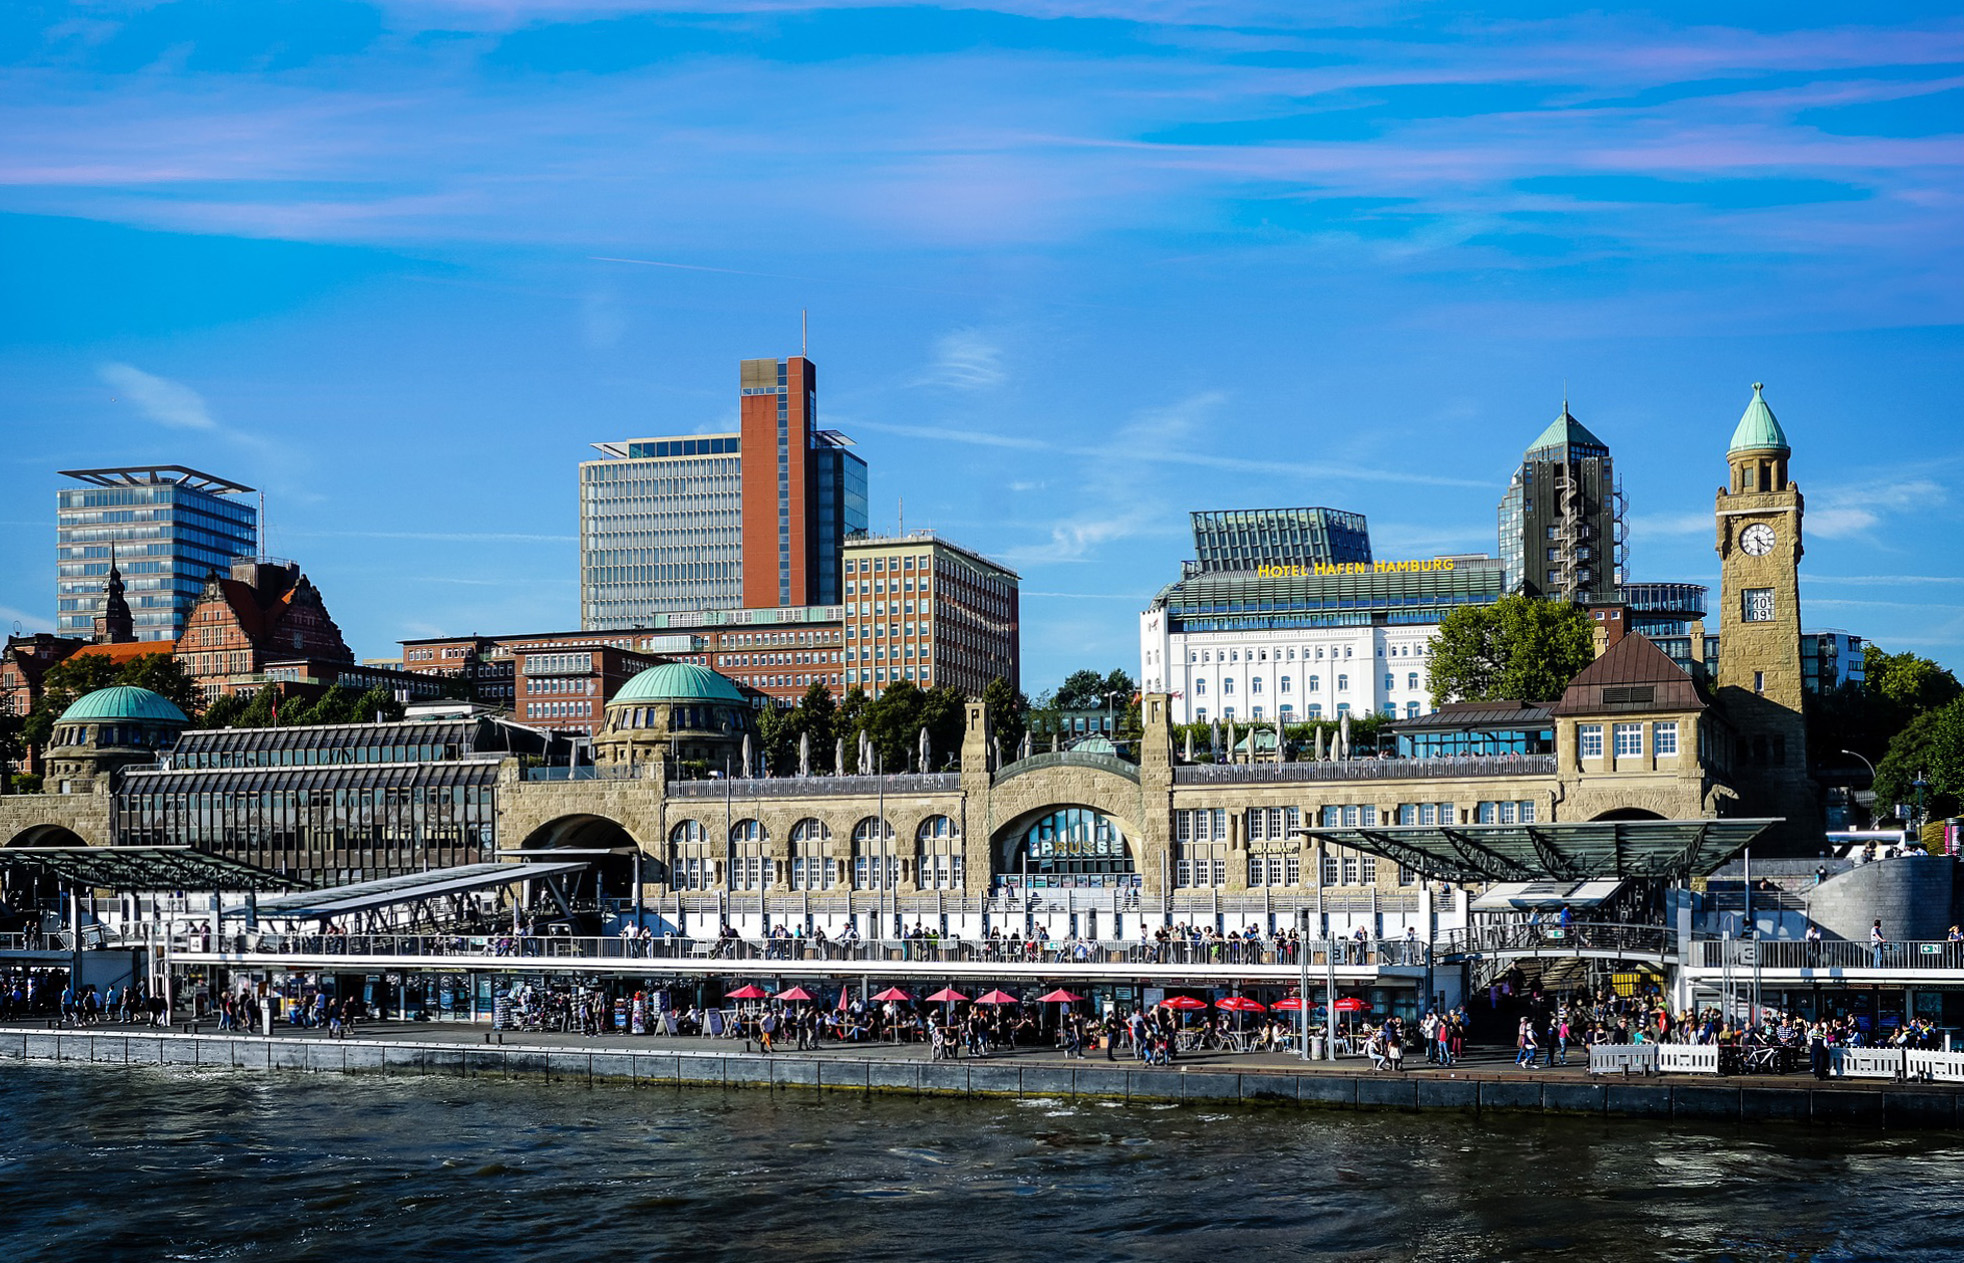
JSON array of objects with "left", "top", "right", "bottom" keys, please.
[{"left": 1740, "top": 523, "right": 1776, "bottom": 556}]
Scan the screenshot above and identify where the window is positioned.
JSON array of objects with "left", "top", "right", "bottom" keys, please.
[
  {"left": 851, "top": 817, "right": 898, "bottom": 889},
  {"left": 1176, "top": 841, "right": 1227, "bottom": 888},
  {"left": 1337, "top": 674, "right": 1349, "bottom": 692},
  {"left": 1578, "top": 724, "right": 1604, "bottom": 758},
  {"left": 1613, "top": 723, "right": 1643, "bottom": 758},
  {"left": 1321, "top": 855, "right": 1339, "bottom": 885},
  {"left": 729, "top": 818, "right": 768, "bottom": 890},
  {"left": 1223, "top": 678, "right": 1235, "bottom": 695},
  {"left": 1194, "top": 679, "right": 1206, "bottom": 696},
  {"left": 668, "top": 820, "right": 713, "bottom": 890},
  {"left": 1406, "top": 702, "right": 1420, "bottom": 718},
  {"left": 1247, "top": 853, "right": 1300, "bottom": 887},
  {"left": 1653, "top": 721, "right": 1679, "bottom": 757},
  {"left": 916, "top": 815, "right": 963, "bottom": 890},
  {"left": 1251, "top": 677, "right": 1263, "bottom": 694},
  {"left": 1384, "top": 673, "right": 1395, "bottom": 692},
  {"left": 1407, "top": 672, "right": 1419, "bottom": 690},
  {"left": 1308, "top": 675, "right": 1320, "bottom": 691},
  {"left": 1280, "top": 675, "right": 1292, "bottom": 693},
  {"left": 789, "top": 818, "right": 835, "bottom": 890}
]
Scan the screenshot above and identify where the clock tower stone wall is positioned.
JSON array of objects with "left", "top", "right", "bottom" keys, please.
[{"left": 1713, "top": 383, "right": 1816, "bottom": 846}]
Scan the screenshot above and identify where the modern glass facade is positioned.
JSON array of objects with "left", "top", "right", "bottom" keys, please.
[
  {"left": 1496, "top": 409, "right": 1623, "bottom": 602},
  {"left": 56, "top": 467, "right": 256, "bottom": 643},
  {"left": 115, "top": 719, "right": 551, "bottom": 886},
  {"left": 1188, "top": 507, "right": 1371, "bottom": 574},
  {"left": 580, "top": 439, "right": 744, "bottom": 624}
]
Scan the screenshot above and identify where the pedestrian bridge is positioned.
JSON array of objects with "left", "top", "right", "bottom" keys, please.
[{"left": 1433, "top": 922, "right": 1680, "bottom": 968}]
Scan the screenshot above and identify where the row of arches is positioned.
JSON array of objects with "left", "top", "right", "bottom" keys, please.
[{"left": 663, "top": 814, "right": 968, "bottom": 893}]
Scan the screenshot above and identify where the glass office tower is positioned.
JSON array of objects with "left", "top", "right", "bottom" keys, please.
[{"left": 56, "top": 466, "right": 257, "bottom": 643}]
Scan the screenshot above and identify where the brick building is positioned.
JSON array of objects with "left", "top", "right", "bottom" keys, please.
[{"left": 841, "top": 532, "right": 1019, "bottom": 698}]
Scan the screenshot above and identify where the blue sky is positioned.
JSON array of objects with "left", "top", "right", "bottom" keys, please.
[{"left": 2, "top": 1, "right": 1961, "bottom": 689}]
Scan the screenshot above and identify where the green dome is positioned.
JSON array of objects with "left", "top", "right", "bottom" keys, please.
[
  {"left": 611, "top": 662, "right": 747, "bottom": 706},
  {"left": 56, "top": 685, "right": 188, "bottom": 726},
  {"left": 1728, "top": 382, "right": 1789, "bottom": 455}
]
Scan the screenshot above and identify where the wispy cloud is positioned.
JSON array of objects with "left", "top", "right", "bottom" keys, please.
[
  {"left": 99, "top": 362, "right": 216, "bottom": 430},
  {"left": 918, "top": 329, "right": 1006, "bottom": 390}
]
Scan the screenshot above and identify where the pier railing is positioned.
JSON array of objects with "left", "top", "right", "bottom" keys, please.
[
  {"left": 1691, "top": 938, "right": 1964, "bottom": 971},
  {"left": 163, "top": 931, "right": 1433, "bottom": 970}
]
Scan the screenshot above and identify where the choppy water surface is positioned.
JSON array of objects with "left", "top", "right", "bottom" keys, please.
[{"left": 3, "top": 1066, "right": 1963, "bottom": 1261}]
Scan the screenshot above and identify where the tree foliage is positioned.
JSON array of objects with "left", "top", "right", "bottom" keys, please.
[
  {"left": 983, "top": 676, "right": 1026, "bottom": 761},
  {"left": 1873, "top": 696, "right": 1964, "bottom": 822},
  {"left": 1812, "top": 645, "right": 1962, "bottom": 778},
  {"left": 1045, "top": 667, "right": 1136, "bottom": 712},
  {"left": 1427, "top": 595, "right": 1596, "bottom": 707}
]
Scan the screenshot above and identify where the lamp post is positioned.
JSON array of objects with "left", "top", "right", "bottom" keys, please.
[{"left": 1913, "top": 771, "right": 1930, "bottom": 833}]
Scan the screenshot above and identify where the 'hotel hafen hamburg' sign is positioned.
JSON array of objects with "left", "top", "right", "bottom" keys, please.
[{"left": 1256, "top": 559, "right": 1458, "bottom": 578}]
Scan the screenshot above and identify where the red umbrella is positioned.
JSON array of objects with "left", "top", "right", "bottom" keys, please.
[
  {"left": 924, "top": 987, "right": 969, "bottom": 1003},
  {"left": 775, "top": 986, "right": 815, "bottom": 1002},
  {"left": 1216, "top": 996, "right": 1267, "bottom": 1013},
  {"left": 870, "top": 986, "right": 914, "bottom": 1003},
  {"left": 836, "top": 987, "right": 852, "bottom": 1012},
  {"left": 974, "top": 989, "right": 1019, "bottom": 1005},
  {"left": 1270, "top": 997, "right": 1306, "bottom": 1012},
  {"left": 1036, "top": 989, "right": 1082, "bottom": 1004},
  {"left": 1333, "top": 997, "right": 1372, "bottom": 1013},
  {"left": 1157, "top": 995, "right": 1207, "bottom": 1011},
  {"left": 726, "top": 984, "right": 770, "bottom": 1000}
]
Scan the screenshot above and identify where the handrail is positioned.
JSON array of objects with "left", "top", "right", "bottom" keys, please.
[
  {"left": 1692, "top": 938, "right": 1964, "bottom": 971},
  {"left": 162, "top": 931, "right": 1433, "bottom": 969},
  {"left": 1434, "top": 921, "right": 1675, "bottom": 960},
  {"left": 1172, "top": 755, "right": 1556, "bottom": 785}
]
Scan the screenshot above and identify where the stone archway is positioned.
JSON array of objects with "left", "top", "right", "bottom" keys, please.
[
  {"left": 992, "top": 804, "right": 1141, "bottom": 894},
  {"left": 515, "top": 814, "right": 647, "bottom": 906}
]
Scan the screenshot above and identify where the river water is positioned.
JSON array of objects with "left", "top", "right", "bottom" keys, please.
[{"left": 3, "top": 1065, "right": 1962, "bottom": 1261}]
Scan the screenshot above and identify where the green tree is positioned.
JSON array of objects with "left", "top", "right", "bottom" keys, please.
[
  {"left": 116, "top": 653, "right": 202, "bottom": 718},
  {"left": 1428, "top": 595, "right": 1596, "bottom": 707},
  {"left": 1810, "top": 646, "right": 1961, "bottom": 773},
  {"left": 1050, "top": 667, "right": 1136, "bottom": 712},
  {"left": 1873, "top": 696, "right": 1964, "bottom": 823},
  {"left": 983, "top": 676, "right": 1027, "bottom": 761},
  {"left": 0, "top": 707, "right": 25, "bottom": 793},
  {"left": 836, "top": 688, "right": 871, "bottom": 773},
  {"left": 197, "top": 691, "right": 250, "bottom": 730}
]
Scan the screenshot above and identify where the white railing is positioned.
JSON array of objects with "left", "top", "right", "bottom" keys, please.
[
  {"left": 1588, "top": 1045, "right": 1656, "bottom": 1075},
  {"left": 1655, "top": 1044, "right": 1720, "bottom": 1075},
  {"left": 1693, "top": 939, "right": 1964, "bottom": 971},
  {"left": 163, "top": 931, "right": 1431, "bottom": 969}
]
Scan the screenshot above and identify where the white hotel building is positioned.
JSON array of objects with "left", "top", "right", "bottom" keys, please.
[{"left": 1140, "top": 556, "right": 1508, "bottom": 726}]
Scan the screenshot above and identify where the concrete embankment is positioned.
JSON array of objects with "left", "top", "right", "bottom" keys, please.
[{"left": 4, "top": 1028, "right": 1960, "bottom": 1131}]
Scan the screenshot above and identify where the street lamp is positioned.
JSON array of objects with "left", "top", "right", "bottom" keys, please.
[
  {"left": 1840, "top": 749, "right": 1877, "bottom": 782},
  {"left": 1913, "top": 771, "right": 1930, "bottom": 832}
]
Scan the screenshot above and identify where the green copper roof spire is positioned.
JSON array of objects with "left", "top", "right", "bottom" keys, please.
[
  {"left": 1525, "top": 401, "right": 1607, "bottom": 456},
  {"left": 1728, "top": 381, "right": 1789, "bottom": 454}
]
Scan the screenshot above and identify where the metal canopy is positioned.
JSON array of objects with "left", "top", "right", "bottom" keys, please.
[
  {"left": 0, "top": 847, "right": 305, "bottom": 893},
  {"left": 229, "top": 860, "right": 590, "bottom": 921},
  {"left": 1300, "top": 819, "right": 1781, "bottom": 884}
]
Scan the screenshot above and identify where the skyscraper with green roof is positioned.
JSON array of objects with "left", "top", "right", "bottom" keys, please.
[{"left": 1496, "top": 404, "right": 1625, "bottom": 603}]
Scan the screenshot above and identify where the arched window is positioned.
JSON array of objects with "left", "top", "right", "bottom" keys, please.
[
  {"left": 916, "top": 815, "right": 963, "bottom": 891},
  {"left": 1005, "top": 807, "right": 1134, "bottom": 890},
  {"left": 668, "top": 819, "right": 712, "bottom": 890},
  {"left": 729, "top": 818, "right": 768, "bottom": 890},
  {"left": 851, "top": 817, "right": 897, "bottom": 890},
  {"left": 789, "top": 818, "right": 836, "bottom": 890}
]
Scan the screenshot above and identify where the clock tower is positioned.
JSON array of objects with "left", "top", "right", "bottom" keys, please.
[{"left": 1714, "top": 382, "right": 1813, "bottom": 839}]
